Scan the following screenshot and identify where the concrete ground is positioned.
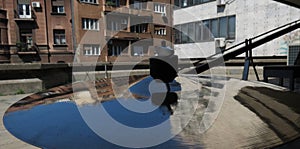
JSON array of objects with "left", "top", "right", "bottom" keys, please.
[
  {"left": 0, "top": 94, "right": 39, "bottom": 149},
  {"left": 0, "top": 76, "right": 299, "bottom": 149}
]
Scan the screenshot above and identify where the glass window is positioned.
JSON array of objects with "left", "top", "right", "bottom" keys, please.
[
  {"left": 155, "top": 26, "right": 167, "bottom": 36},
  {"left": 188, "top": 23, "right": 195, "bottom": 42},
  {"left": 211, "top": 19, "right": 218, "bottom": 38},
  {"left": 154, "top": 3, "right": 166, "bottom": 14},
  {"left": 181, "top": 0, "right": 188, "bottom": 7},
  {"left": 54, "top": 30, "right": 66, "bottom": 45},
  {"left": 82, "top": 18, "right": 99, "bottom": 30},
  {"left": 52, "top": 0, "right": 65, "bottom": 14},
  {"left": 83, "top": 44, "right": 101, "bottom": 56},
  {"left": 181, "top": 24, "right": 189, "bottom": 43},
  {"left": 228, "top": 16, "right": 236, "bottom": 39},
  {"left": 80, "top": 0, "right": 98, "bottom": 4},
  {"left": 219, "top": 17, "right": 228, "bottom": 38},
  {"left": 195, "top": 22, "right": 202, "bottom": 42},
  {"left": 176, "top": 0, "right": 215, "bottom": 8},
  {"left": 175, "top": 15, "right": 236, "bottom": 44},
  {"left": 174, "top": 25, "right": 181, "bottom": 44},
  {"left": 108, "top": 45, "right": 122, "bottom": 56},
  {"left": 174, "top": 0, "right": 180, "bottom": 7},
  {"left": 202, "top": 20, "right": 210, "bottom": 41}
]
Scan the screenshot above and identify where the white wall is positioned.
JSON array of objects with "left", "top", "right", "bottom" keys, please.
[{"left": 174, "top": 0, "right": 300, "bottom": 58}]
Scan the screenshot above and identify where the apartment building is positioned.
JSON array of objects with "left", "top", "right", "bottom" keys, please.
[
  {"left": 0, "top": 0, "right": 173, "bottom": 63},
  {"left": 0, "top": 0, "right": 74, "bottom": 63},
  {"left": 75, "top": 0, "right": 174, "bottom": 63},
  {"left": 174, "top": 0, "right": 300, "bottom": 61}
]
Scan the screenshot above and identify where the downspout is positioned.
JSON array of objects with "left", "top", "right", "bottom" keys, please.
[
  {"left": 70, "top": 0, "right": 77, "bottom": 63},
  {"left": 44, "top": 0, "right": 50, "bottom": 63}
]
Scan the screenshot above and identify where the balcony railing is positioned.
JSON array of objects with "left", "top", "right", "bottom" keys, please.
[
  {"left": 105, "top": 30, "right": 152, "bottom": 40},
  {"left": 16, "top": 42, "right": 39, "bottom": 54},
  {"left": 14, "top": 9, "right": 36, "bottom": 20}
]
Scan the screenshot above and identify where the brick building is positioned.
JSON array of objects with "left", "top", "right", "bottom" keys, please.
[{"left": 0, "top": 0, "right": 173, "bottom": 63}]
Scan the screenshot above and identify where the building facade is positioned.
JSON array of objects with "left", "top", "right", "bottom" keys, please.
[
  {"left": 74, "top": 0, "right": 174, "bottom": 63},
  {"left": 174, "top": 0, "right": 300, "bottom": 59},
  {"left": 0, "top": 0, "right": 173, "bottom": 63},
  {"left": 0, "top": 0, "right": 74, "bottom": 63}
]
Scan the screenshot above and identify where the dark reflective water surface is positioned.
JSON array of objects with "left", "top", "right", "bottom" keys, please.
[{"left": 3, "top": 75, "right": 300, "bottom": 148}]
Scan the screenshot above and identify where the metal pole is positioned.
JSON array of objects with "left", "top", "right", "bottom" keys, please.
[
  {"left": 242, "top": 39, "right": 250, "bottom": 80},
  {"left": 105, "top": 64, "right": 108, "bottom": 78}
]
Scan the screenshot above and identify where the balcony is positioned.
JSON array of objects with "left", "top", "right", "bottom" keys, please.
[
  {"left": 105, "top": 30, "right": 152, "bottom": 40},
  {"left": 104, "top": 2, "right": 152, "bottom": 17},
  {"left": 14, "top": 10, "right": 36, "bottom": 22},
  {"left": 16, "top": 42, "right": 39, "bottom": 54}
]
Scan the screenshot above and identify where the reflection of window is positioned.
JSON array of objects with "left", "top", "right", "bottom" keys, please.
[
  {"left": 82, "top": 18, "right": 99, "bottom": 30},
  {"left": 106, "top": 0, "right": 120, "bottom": 7},
  {"left": 133, "top": 46, "right": 144, "bottom": 56},
  {"left": 154, "top": 26, "right": 167, "bottom": 36},
  {"left": 188, "top": 23, "right": 195, "bottom": 42},
  {"left": 83, "top": 44, "right": 101, "bottom": 56},
  {"left": 181, "top": 24, "right": 189, "bottom": 43},
  {"left": 174, "top": 26, "right": 181, "bottom": 44},
  {"left": 52, "top": 0, "right": 65, "bottom": 14},
  {"left": 108, "top": 45, "right": 122, "bottom": 56},
  {"left": 154, "top": 3, "right": 166, "bottom": 14},
  {"left": 181, "top": 0, "right": 188, "bottom": 7},
  {"left": 175, "top": 15, "right": 236, "bottom": 44},
  {"left": 107, "top": 17, "right": 128, "bottom": 31},
  {"left": 202, "top": 20, "right": 210, "bottom": 41},
  {"left": 80, "top": 0, "right": 98, "bottom": 4},
  {"left": 175, "top": 0, "right": 215, "bottom": 8},
  {"left": 130, "top": 24, "right": 148, "bottom": 33},
  {"left": 195, "top": 22, "right": 201, "bottom": 42},
  {"left": 54, "top": 30, "right": 66, "bottom": 45},
  {"left": 133, "top": 1, "right": 142, "bottom": 9}
]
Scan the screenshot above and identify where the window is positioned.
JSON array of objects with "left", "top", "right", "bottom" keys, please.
[
  {"left": 154, "top": 3, "right": 166, "bottom": 14},
  {"left": 175, "top": 0, "right": 215, "bottom": 8},
  {"left": 188, "top": 23, "right": 195, "bottom": 42},
  {"left": 202, "top": 20, "right": 210, "bottom": 41},
  {"left": 106, "top": 0, "right": 120, "bottom": 7},
  {"left": 181, "top": 24, "right": 189, "bottom": 43},
  {"left": 175, "top": 15, "right": 236, "bottom": 44},
  {"left": 228, "top": 16, "right": 236, "bottom": 39},
  {"left": 52, "top": 0, "right": 65, "bottom": 14},
  {"left": 174, "top": 25, "right": 181, "bottom": 44},
  {"left": 53, "top": 30, "right": 66, "bottom": 45},
  {"left": 82, "top": 18, "right": 99, "bottom": 30},
  {"left": 195, "top": 22, "right": 202, "bottom": 42},
  {"left": 154, "top": 26, "right": 167, "bottom": 36},
  {"left": 18, "top": 4, "right": 31, "bottom": 18},
  {"left": 83, "top": 44, "right": 101, "bottom": 56},
  {"left": 80, "top": 0, "right": 98, "bottom": 4},
  {"left": 219, "top": 17, "right": 227, "bottom": 38},
  {"left": 133, "top": 1, "right": 142, "bottom": 9},
  {"left": 108, "top": 45, "right": 123, "bottom": 56},
  {"left": 211, "top": 19, "right": 218, "bottom": 38},
  {"left": 107, "top": 16, "right": 128, "bottom": 31},
  {"left": 130, "top": 24, "right": 148, "bottom": 33},
  {"left": 132, "top": 46, "right": 144, "bottom": 56}
]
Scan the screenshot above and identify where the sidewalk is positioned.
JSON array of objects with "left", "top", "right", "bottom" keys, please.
[{"left": 0, "top": 94, "right": 39, "bottom": 149}]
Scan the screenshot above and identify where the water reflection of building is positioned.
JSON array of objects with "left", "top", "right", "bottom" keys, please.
[
  {"left": 6, "top": 75, "right": 147, "bottom": 113},
  {"left": 0, "top": 0, "right": 173, "bottom": 63}
]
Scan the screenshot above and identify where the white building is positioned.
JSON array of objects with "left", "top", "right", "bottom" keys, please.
[{"left": 173, "top": 0, "right": 300, "bottom": 59}]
